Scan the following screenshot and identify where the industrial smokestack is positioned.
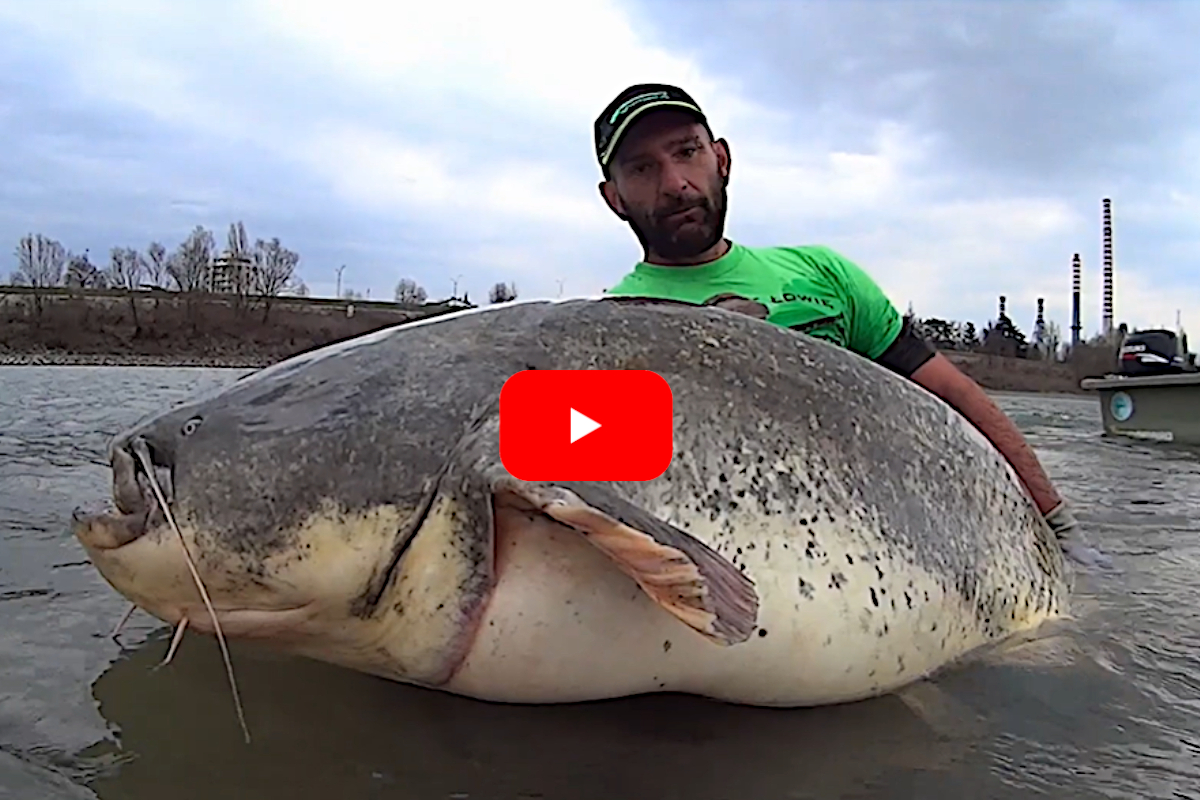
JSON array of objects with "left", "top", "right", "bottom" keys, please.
[
  {"left": 1034, "top": 297, "right": 1046, "bottom": 349},
  {"left": 1071, "top": 253, "right": 1082, "bottom": 347},
  {"left": 1102, "top": 198, "right": 1114, "bottom": 340}
]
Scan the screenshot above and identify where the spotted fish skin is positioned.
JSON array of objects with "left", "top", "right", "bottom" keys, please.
[{"left": 74, "top": 297, "right": 1070, "bottom": 707}]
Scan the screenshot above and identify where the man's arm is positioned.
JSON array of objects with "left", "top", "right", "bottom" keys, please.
[
  {"left": 827, "top": 248, "right": 1063, "bottom": 515},
  {"left": 906, "top": 349, "right": 1062, "bottom": 515},
  {"left": 872, "top": 317, "right": 1062, "bottom": 514},
  {"left": 822, "top": 246, "right": 1108, "bottom": 565},
  {"left": 872, "top": 321, "right": 1111, "bottom": 565}
]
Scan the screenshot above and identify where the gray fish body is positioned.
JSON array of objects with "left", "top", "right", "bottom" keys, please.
[{"left": 74, "top": 297, "right": 1070, "bottom": 707}]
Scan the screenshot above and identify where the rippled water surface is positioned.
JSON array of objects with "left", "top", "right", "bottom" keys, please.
[{"left": 2, "top": 366, "right": 1199, "bottom": 799}]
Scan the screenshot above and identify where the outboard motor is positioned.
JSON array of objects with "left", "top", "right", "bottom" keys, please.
[{"left": 1117, "top": 329, "right": 1192, "bottom": 376}]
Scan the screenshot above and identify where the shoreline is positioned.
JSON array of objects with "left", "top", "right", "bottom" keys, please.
[
  {"left": 1, "top": 288, "right": 1109, "bottom": 394},
  {"left": 0, "top": 351, "right": 272, "bottom": 369},
  {"left": 0, "top": 348, "right": 1097, "bottom": 395}
]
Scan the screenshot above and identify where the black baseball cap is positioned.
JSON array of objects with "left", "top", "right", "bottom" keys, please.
[{"left": 594, "top": 83, "right": 711, "bottom": 173}]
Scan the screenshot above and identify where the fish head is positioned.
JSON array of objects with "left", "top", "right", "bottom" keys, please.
[{"left": 69, "top": 361, "right": 438, "bottom": 651}]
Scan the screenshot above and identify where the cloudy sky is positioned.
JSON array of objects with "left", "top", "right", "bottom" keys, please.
[{"left": 1, "top": 0, "right": 1198, "bottom": 340}]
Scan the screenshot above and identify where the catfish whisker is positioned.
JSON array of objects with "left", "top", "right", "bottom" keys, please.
[
  {"left": 158, "top": 617, "right": 189, "bottom": 667},
  {"left": 130, "top": 439, "right": 251, "bottom": 744},
  {"left": 110, "top": 603, "right": 136, "bottom": 639}
]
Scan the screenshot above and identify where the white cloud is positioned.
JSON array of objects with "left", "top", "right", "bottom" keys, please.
[
  {"left": 289, "top": 124, "right": 612, "bottom": 231},
  {"left": 732, "top": 122, "right": 916, "bottom": 222},
  {"left": 249, "top": 0, "right": 761, "bottom": 132}
]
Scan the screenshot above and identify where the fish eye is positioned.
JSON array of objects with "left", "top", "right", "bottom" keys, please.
[{"left": 181, "top": 416, "right": 203, "bottom": 436}]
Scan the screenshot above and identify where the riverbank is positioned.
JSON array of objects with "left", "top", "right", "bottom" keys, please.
[
  {"left": 0, "top": 287, "right": 1109, "bottom": 392},
  {"left": 0, "top": 350, "right": 267, "bottom": 368},
  {"left": 942, "top": 351, "right": 1092, "bottom": 395},
  {"left": 0, "top": 344, "right": 1096, "bottom": 395},
  {"left": 0, "top": 285, "right": 451, "bottom": 371}
]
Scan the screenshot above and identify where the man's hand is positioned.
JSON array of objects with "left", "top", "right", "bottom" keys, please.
[
  {"left": 1045, "top": 501, "right": 1112, "bottom": 569},
  {"left": 702, "top": 293, "right": 770, "bottom": 320}
]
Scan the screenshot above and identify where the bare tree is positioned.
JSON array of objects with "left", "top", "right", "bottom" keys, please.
[
  {"left": 227, "top": 221, "right": 254, "bottom": 298},
  {"left": 251, "top": 237, "right": 300, "bottom": 296},
  {"left": 1041, "top": 321, "right": 1063, "bottom": 362},
  {"left": 12, "top": 233, "right": 67, "bottom": 287},
  {"left": 251, "top": 237, "right": 301, "bottom": 321},
  {"left": 107, "top": 246, "right": 147, "bottom": 335},
  {"left": 488, "top": 281, "right": 517, "bottom": 304},
  {"left": 394, "top": 278, "right": 428, "bottom": 306},
  {"left": 11, "top": 233, "right": 67, "bottom": 318},
  {"left": 228, "top": 221, "right": 250, "bottom": 259},
  {"left": 144, "top": 241, "right": 168, "bottom": 288},
  {"left": 165, "top": 226, "right": 215, "bottom": 333},
  {"left": 167, "top": 225, "right": 215, "bottom": 292},
  {"left": 106, "top": 246, "right": 146, "bottom": 291},
  {"left": 64, "top": 251, "right": 107, "bottom": 289}
]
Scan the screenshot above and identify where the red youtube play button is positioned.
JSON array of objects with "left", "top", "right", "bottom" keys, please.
[{"left": 499, "top": 369, "right": 674, "bottom": 481}]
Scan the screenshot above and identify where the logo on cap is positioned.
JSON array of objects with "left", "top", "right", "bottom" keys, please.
[{"left": 609, "top": 91, "right": 671, "bottom": 124}]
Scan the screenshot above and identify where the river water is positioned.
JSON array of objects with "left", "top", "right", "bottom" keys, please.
[{"left": 1, "top": 365, "right": 1199, "bottom": 800}]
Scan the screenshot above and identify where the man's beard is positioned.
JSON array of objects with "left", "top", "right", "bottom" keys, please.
[{"left": 624, "top": 180, "right": 729, "bottom": 263}]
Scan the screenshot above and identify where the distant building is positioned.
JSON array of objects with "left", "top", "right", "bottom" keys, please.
[{"left": 208, "top": 250, "right": 255, "bottom": 294}]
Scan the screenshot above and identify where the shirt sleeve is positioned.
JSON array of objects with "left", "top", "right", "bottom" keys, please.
[{"left": 819, "top": 247, "right": 903, "bottom": 360}]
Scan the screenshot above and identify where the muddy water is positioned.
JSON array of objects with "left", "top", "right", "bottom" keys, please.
[{"left": 2, "top": 366, "right": 1199, "bottom": 799}]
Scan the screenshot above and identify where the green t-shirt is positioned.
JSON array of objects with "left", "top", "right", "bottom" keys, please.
[{"left": 604, "top": 242, "right": 903, "bottom": 361}]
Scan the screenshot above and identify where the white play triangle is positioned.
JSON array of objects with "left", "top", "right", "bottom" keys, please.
[{"left": 570, "top": 408, "right": 601, "bottom": 443}]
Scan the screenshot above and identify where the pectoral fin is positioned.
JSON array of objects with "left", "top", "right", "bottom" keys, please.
[{"left": 492, "top": 476, "right": 759, "bottom": 646}]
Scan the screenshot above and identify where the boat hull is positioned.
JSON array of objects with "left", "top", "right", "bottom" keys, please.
[{"left": 1080, "top": 372, "right": 1200, "bottom": 444}]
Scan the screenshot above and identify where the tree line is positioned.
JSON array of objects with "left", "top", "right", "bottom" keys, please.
[
  {"left": 4, "top": 224, "right": 1087, "bottom": 358},
  {"left": 6, "top": 222, "right": 304, "bottom": 299},
  {"left": 389, "top": 277, "right": 518, "bottom": 307},
  {"left": 4, "top": 220, "right": 523, "bottom": 312},
  {"left": 904, "top": 305, "right": 1069, "bottom": 361},
  {"left": 367, "top": 280, "right": 1086, "bottom": 359}
]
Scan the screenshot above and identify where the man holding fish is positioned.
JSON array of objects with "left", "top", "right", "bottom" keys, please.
[{"left": 592, "top": 83, "right": 1108, "bottom": 568}]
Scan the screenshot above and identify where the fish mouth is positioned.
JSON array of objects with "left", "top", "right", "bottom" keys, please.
[
  {"left": 72, "top": 433, "right": 175, "bottom": 551},
  {"left": 71, "top": 435, "right": 320, "bottom": 646}
]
